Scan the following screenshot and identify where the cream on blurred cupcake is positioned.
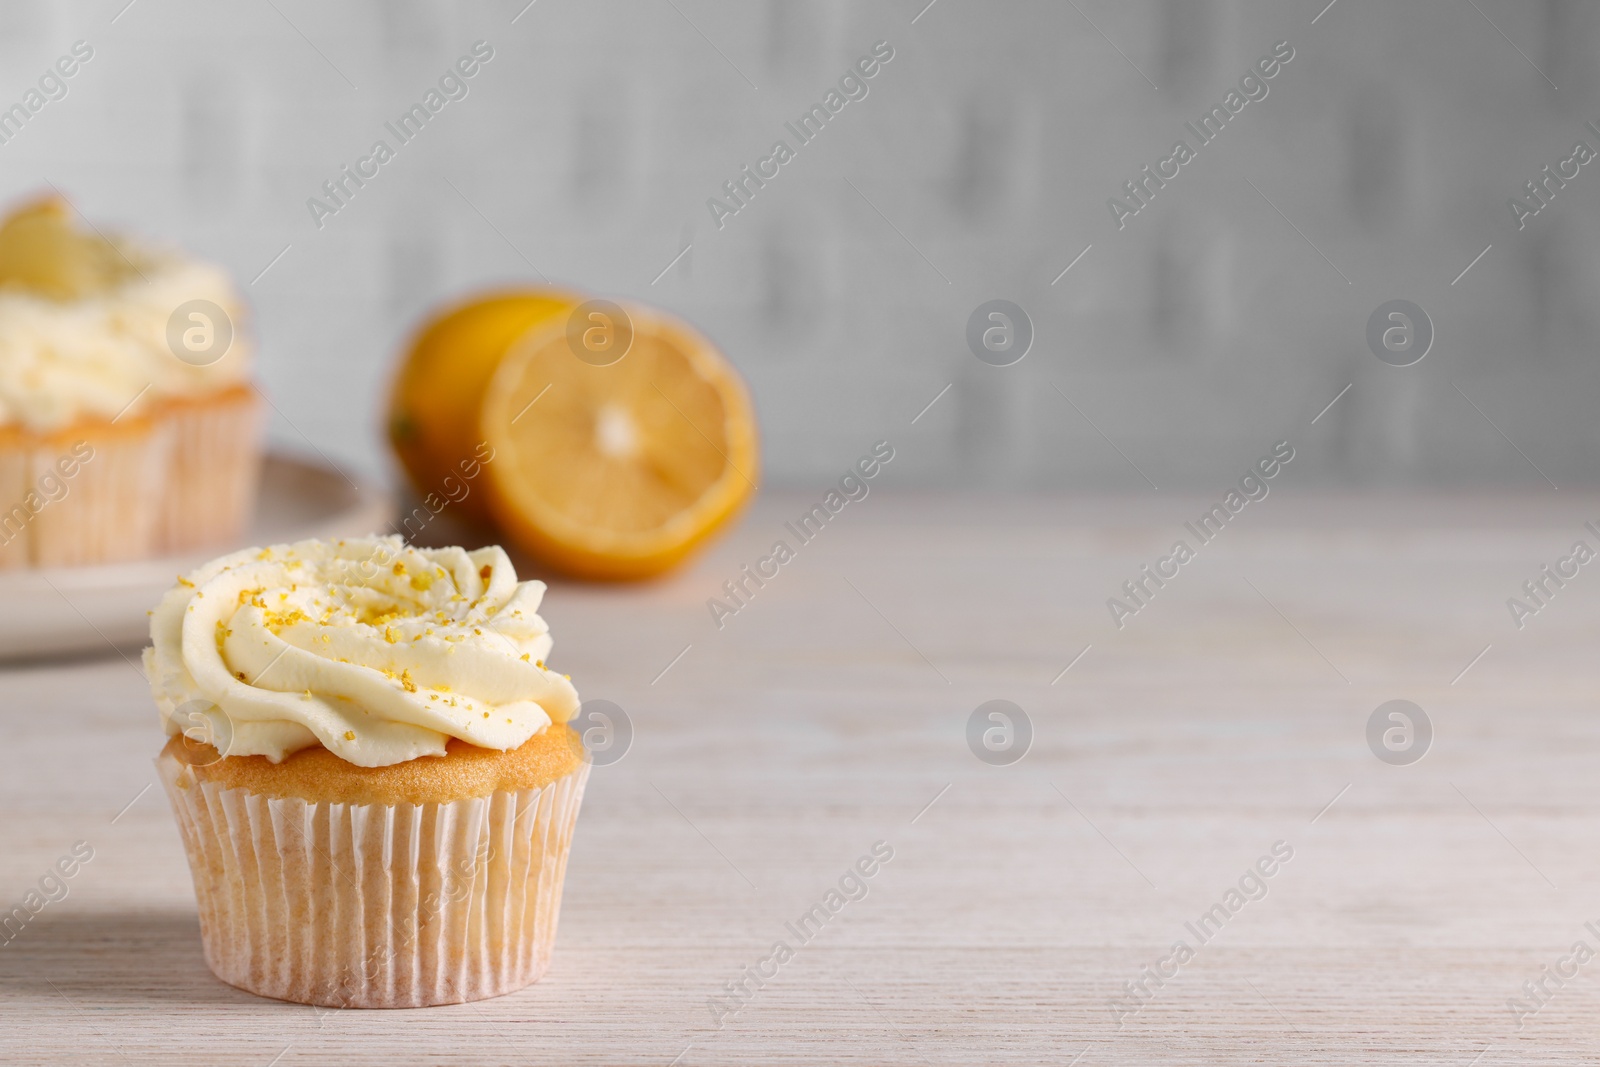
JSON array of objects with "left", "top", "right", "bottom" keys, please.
[{"left": 0, "top": 195, "right": 261, "bottom": 567}]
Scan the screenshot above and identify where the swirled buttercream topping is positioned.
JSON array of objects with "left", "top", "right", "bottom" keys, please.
[{"left": 143, "top": 536, "right": 580, "bottom": 768}]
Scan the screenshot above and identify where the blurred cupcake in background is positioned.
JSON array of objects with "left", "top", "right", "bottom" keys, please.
[{"left": 0, "top": 194, "right": 262, "bottom": 567}]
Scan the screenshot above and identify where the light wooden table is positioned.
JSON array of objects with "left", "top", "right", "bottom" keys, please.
[{"left": 4, "top": 491, "right": 1599, "bottom": 1065}]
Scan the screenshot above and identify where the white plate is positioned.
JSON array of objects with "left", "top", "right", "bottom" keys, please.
[{"left": 0, "top": 453, "right": 392, "bottom": 660}]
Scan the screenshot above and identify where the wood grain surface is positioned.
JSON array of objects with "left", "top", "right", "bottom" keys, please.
[{"left": 3, "top": 492, "right": 1599, "bottom": 1065}]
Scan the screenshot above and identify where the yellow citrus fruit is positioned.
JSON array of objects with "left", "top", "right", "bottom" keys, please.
[
  {"left": 0, "top": 194, "right": 134, "bottom": 299},
  {"left": 478, "top": 304, "right": 759, "bottom": 580},
  {"left": 387, "top": 289, "right": 582, "bottom": 525}
]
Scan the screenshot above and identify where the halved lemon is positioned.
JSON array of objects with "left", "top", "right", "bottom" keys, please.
[
  {"left": 387, "top": 288, "right": 583, "bottom": 525},
  {"left": 479, "top": 305, "right": 759, "bottom": 579}
]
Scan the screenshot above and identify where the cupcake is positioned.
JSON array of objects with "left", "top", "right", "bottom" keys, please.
[
  {"left": 0, "top": 195, "right": 261, "bottom": 567},
  {"left": 145, "top": 535, "right": 588, "bottom": 1008}
]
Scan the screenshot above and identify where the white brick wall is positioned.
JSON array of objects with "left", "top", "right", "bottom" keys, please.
[{"left": 2, "top": 0, "right": 1592, "bottom": 489}]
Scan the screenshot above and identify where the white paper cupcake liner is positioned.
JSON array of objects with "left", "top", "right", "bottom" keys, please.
[
  {"left": 157, "top": 751, "right": 589, "bottom": 1008},
  {"left": 0, "top": 383, "right": 263, "bottom": 568},
  {"left": 157, "top": 388, "right": 264, "bottom": 554},
  {"left": 0, "top": 440, "right": 31, "bottom": 570},
  {"left": 27, "top": 421, "right": 173, "bottom": 567}
]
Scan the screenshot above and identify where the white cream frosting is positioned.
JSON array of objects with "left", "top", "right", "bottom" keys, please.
[
  {"left": 0, "top": 246, "right": 251, "bottom": 432},
  {"left": 143, "top": 536, "right": 580, "bottom": 768}
]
